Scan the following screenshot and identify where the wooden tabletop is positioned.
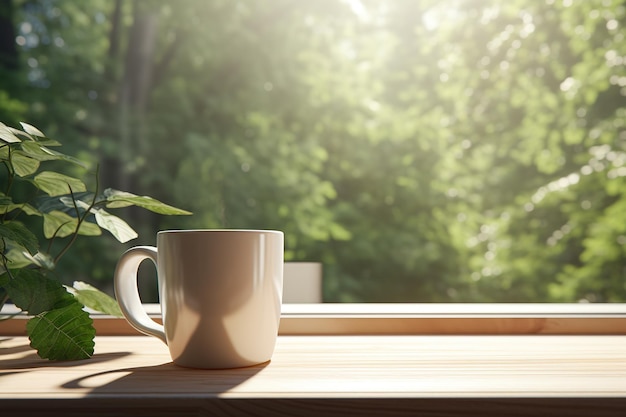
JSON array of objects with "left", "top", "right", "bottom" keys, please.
[{"left": 1, "top": 335, "right": 626, "bottom": 416}]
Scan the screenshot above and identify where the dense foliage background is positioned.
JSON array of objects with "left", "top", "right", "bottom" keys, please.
[{"left": 1, "top": 0, "right": 626, "bottom": 302}]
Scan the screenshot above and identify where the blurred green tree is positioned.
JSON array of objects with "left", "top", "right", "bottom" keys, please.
[{"left": 3, "top": 0, "right": 626, "bottom": 302}]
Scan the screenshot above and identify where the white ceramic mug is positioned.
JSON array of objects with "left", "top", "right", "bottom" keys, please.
[{"left": 114, "top": 229, "right": 284, "bottom": 369}]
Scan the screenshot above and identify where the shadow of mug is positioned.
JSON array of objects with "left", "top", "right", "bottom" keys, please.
[{"left": 61, "top": 360, "right": 269, "bottom": 393}]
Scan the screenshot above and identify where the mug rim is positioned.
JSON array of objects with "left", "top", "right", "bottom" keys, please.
[{"left": 157, "top": 229, "right": 283, "bottom": 235}]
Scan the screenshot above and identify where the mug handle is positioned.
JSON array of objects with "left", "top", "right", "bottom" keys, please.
[{"left": 114, "top": 246, "right": 167, "bottom": 344}]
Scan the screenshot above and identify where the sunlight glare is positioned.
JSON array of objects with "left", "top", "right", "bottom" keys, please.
[{"left": 343, "top": 0, "right": 369, "bottom": 22}]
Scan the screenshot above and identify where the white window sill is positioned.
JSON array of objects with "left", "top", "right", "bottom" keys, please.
[{"left": 2, "top": 303, "right": 625, "bottom": 335}]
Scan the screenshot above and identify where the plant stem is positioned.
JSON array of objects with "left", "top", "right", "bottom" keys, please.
[
  {"left": 53, "top": 193, "right": 84, "bottom": 264},
  {"left": 53, "top": 175, "right": 100, "bottom": 264}
]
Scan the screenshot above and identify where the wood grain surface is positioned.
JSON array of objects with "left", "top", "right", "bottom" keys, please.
[{"left": 1, "top": 335, "right": 626, "bottom": 416}]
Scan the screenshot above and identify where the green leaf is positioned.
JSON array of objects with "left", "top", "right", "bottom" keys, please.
[
  {"left": 2, "top": 249, "right": 36, "bottom": 271},
  {"left": 68, "top": 281, "right": 123, "bottom": 317},
  {"left": 26, "top": 302, "right": 95, "bottom": 360},
  {"left": 20, "top": 141, "right": 88, "bottom": 167},
  {"left": 3, "top": 249, "right": 55, "bottom": 270},
  {"left": 43, "top": 210, "right": 101, "bottom": 238},
  {"left": 0, "top": 201, "right": 42, "bottom": 216},
  {"left": 94, "top": 209, "right": 138, "bottom": 243},
  {"left": 4, "top": 269, "right": 74, "bottom": 314},
  {"left": 0, "top": 193, "right": 40, "bottom": 216},
  {"left": 35, "top": 139, "right": 62, "bottom": 147},
  {"left": 36, "top": 192, "right": 94, "bottom": 214},
  {"left": 0, "top": 220, "right": 39, "bottom": 254},
  {"left": 104, "top": 188, "right": 192, "bottom": 215},
  {"left": 0, "top": 122, "right": 21, "bottom": 143},
  {"left": 20, "top": 122, "right": 45, "bottom": 137},
  {"left": 33, "top": 171, "right": 87, "bottom": 197},
  {"left": 60, "top": 195, "right": 91, "bottom": 212},
  {"left": 9, "top": 150, "right": 40, "bottom": 176},
  {"left": 6, "top": 125, "right": 33, "bottom": 140}
]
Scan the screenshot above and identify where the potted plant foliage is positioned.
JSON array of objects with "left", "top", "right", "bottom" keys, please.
[{"left": 0, "top": 121, "right": 191, "bottom": 360}]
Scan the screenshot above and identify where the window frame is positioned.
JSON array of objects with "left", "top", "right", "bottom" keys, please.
[
  {"left": 279, "top": 303, "right": 626, "bottom": 334},
  {"left": 2, "top": 303, "right": 625, "bottom": 336}
]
